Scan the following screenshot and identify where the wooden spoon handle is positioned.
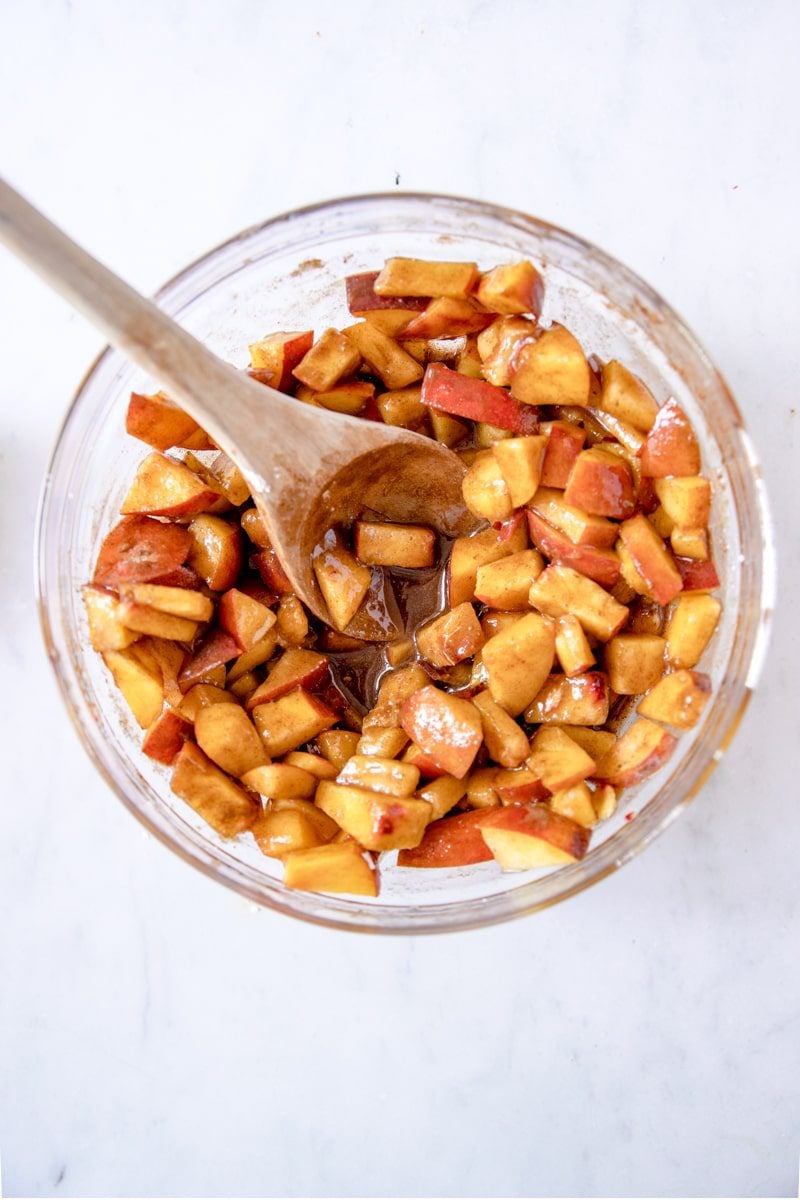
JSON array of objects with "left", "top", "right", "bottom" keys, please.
[{"left": 0, "top": 176, "right": 292, "bottom": 456}]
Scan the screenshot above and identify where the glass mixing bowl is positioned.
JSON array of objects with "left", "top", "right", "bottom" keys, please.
[{"left": 36, "top": 194, "right": 774, "bottom": 933}]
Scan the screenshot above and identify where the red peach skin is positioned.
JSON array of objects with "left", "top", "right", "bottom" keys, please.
[{"left": 397, "top": 809, "right": 495, "bottom": 868}]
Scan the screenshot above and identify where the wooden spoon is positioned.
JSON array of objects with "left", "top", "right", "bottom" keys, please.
[{"left": 0, "top": 178, "right": 474, "bottom": 639}]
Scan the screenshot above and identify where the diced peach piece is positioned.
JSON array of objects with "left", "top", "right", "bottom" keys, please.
[
  {"left": 338, "top": 754, "right": 420, "bottom": 798},
  {"left": 478, "top": 316, "right": 537, "bottom": 387},
  {"left": 218, "top": 588, "right": 276, "bottom": 652},
  {"left": 604, "top": 633, "right": 666, "bottom": 694},
  {"left": 103, "top": 648, "right": 163, "bottom": 727},
  {"left": 400, "top": 686, "right": 483, "bottom": 779},
  {"left": 510, "top": 325, "right": 591, "bottom": 408},
  {"left": 429, "top": 408, "right": 470, "bottom": 447},
  {"left": 480, "top": 610, "right": 526, "bottom": 640},
  {"left": 353, "top": 521, "right": 435, "bottom": 569},
  {"left": 275, "top": 595, "right": 308, "bottom": 645},
  {"left": 397, "top": 808, "right": 495, "bottom": 867},
  {"left": 250, "top": 548, "right": 293, "bottom": 596},
  {"left": 307, "top": 380, "right": 374, "bottom": 417},
  {"left": 616, "top": 539, "right": 655, "bottom": 600},
  {"left": 401, "top": 741, "right": 447, "bottom": 780},
  {"left": 315, "top": 729, "right": 360, "bottom": 771},
  {"left": 639, "top": 398, "right": 701, "bottom": 477},
  {"left": 525, "top": 671, "right": 610, "bottom": 726},
  {"left": 241, "top": 763, "right": 318, "bottom": 799},
  {"left": 364, "top": 310, "right": 419, "bottom": 337},
  {"left": 363, "top": 665, "right": 431, "bottom": 730},
  {"left": 226, "top": 631, "right": 279, "bottom": 684},
  {"left": 528, "top": 488, "right": 616, "bottom": 548},
  {"left": 312, "top": 533, "right": 372, "bottom": 631},
  {"left": 346, "top": 271, "right": 427, "bottom": 315},
  {"left": 480, "top": 804, "right": 591, "bottom": 868},
  {"left": 482, "top": 612, "right": 556, "bottom": 716},
  {"left": 587, "top": 407, "right": 645, "bottom": 457},
  {"left": 637, "top": 669, "right": 712, "bottom": 729},
  {"left": 421, "top": 363, "right": 537, "bottom": 433},
  {"left": 343, "top": 322, "right": 423, "bottom": 389},
  {"left": 292, "top": 328, "right": 361, "bottom": 392},
  {"left": 592, "top": 783, "right": 618, "bottom": 822},
  {"left": 564, "top": 447, "right": 636, "bottom": 519},
  {"left": 476, "top": 260, "right": 544, "bottom": 316},
  {"left": 540, "top": 421, "right": 585, "bottom": 488},
  {"left": 116, "top": 602, "right": 199, "bottom": 642},
  {"left": 558, "top": 726, "right": 616, "bottom": 760},
  {"left": 493, "top": 768, "right": 549, "bottom": 805},
  {"left": 399, "top": 297, "right": 493, "bottom": 339},
  {"left": 181, "top": 450, "right": 250, "bottom": 508},
  {"left": 120, "top": 452, "right": 221, "bottom": 519},
  {"left": 316, "top": 781, "right": 430, "bottom": 851},
  {"left": 125, "top": 391, "right": 213, "bottom": 451},
  {"left": 178, "top": 629, "right": 240, "bottom": 692},
  {"left": 528, "top": 725, "right": 596, "bottom": 792},
  {"left": 248, "top": 330, "right": 314, "bottom": 391},
  {"left": 465, "top": 767, "right": 501, "bottom": 808},
  {"left": 674, "top": 557, "right": 720, "bottom": 592},
  {"left": 653, "top": 476, "right": 711, "bottom": 529},
  {"left": 618, "top": 514, "right": 682, "bottom": 606},
  {"left": 93, "top": 516, "right": 193, "bottom": 591},
  {"left": 415, "top": 602, "right": 484, "bottom": 668},
  {"left": 252, "top": 688, "right": 337, "bottom": 757},
  {"left": 549, "top": 782, "right": 597, "bottom": 829},
  {"left": 82, "top": 586, "right": 140, "bottom": 651},
  {"left": 598, "top": 361, "right": 659, "bottom": 432},
  {"left": 283, "top": 751, "right": 339, "bottom": 781},
  {"left": 245, "top": 649, "right": 329, "bottom": 712},
  {"left": 186, "top": 515, "right": 243, "bottom": 592},
  {"left": 240, "top": 507, "right": 271, "bottom": 549},
  {"left": 554, "top": 614, "right": 595, "bottom": 676},
  {"left": 176, "top": 684, "right": 236, "bottom": 723},
  {"left": 474, "top": 550, "right": 544, "bottom": 610},
  {"left": 269, "top": 796, "right": 339, "bottom": 840},
  {"left": 171, "top": 742, "right": 259, "bottom": 837},
  {"left": 526, "top": 512, "right": 621, "bottom": 588},
  {"left": 141, "top": 708, "right": 193, "bottom": 765},
  {"left": 470, "top": 690, "right": 529, "bottom": 769},
  {"left": 448, "top": 521, "right": 528, "bottom": 607},
  {"left": 461, "top": 450, "right": 513, "bottom": 522},
  {"left": 283, "top": 840, "right": 378, "bottom": 896},
  {"left": 529, "top": 565, "right": 628, "bottom": 642},
  {"left": 592, "top": 718, "right": 677, "bottom": 786},
  {"left": 665, "top": 594, "right": 722, "bottom": 669},
  {"left": 356, "top": 726, "right": 409, "bottom": 759},
  {"left": 228, "top": 671, "right": 260, "bottom": 702},
  {"left": 416, "top": 774, "right": 468, "bottom": 821},
  {"left": 374, "top": 258, "right": 478, "bottom": 299},
  {"left": 195, "top": 703, "right": 267, "bottom": 777},
  {"left": 120, "top": 583, "right": 212, "bottom": 622},
  {"left": 491, "top": 435, "right": 548, "bottom": 507},
  {"left": 650, "top": 505, "right": 675, "bottom": 538},
  {"left": 385, "top": 638, "right": 414, "bottom": 668},
  {"left": 250, "top": 808, "right": 325, "bottom": 858},
  {"left": 136, "top": 638, "right": 183, "bottom": 709},
  {"left": 670, "top": 527, "right": 709, "bottom": 560},
  {"left": 475, "top": 421, "right": 521, "bottom": 449},
  {"left": 374, "top": 385, "right": 426, "bottom": 429}
]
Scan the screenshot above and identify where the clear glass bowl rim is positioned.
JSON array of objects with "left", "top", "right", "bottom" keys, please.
[{"left": 35, "top": 191, "right": 776, "bottom": 934}]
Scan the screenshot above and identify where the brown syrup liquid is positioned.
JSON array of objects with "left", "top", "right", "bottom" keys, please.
[{"left": 324, "top": 526, "right": 455, "bottom": 716}]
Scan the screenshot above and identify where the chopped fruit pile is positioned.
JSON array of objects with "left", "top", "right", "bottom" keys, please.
[{"left": 85, "top": 255, "right": 722, "bottom": 899}]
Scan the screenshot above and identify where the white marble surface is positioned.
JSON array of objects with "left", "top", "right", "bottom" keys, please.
[{"left": 1, "top": 1, "right": 799, "bottom": 1196}]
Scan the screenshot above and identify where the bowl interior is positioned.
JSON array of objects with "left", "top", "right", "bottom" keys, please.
[{"left": 37, "top": 194, "right": 773, "bottom": 932}]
